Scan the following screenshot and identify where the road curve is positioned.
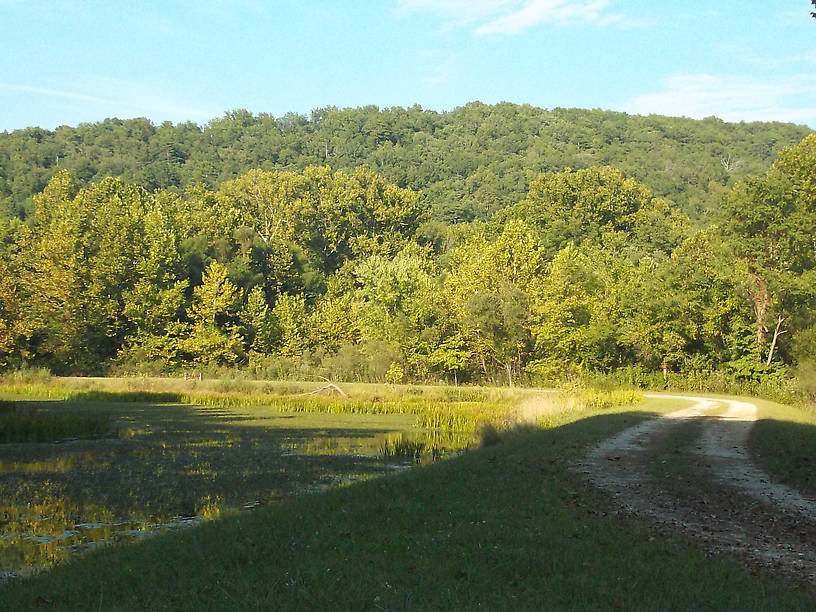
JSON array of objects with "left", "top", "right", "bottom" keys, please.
[{"left": 573, "top": 394, "right": 816, "bottom": 582}]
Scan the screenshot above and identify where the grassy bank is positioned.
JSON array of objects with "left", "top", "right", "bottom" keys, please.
[{"left": 2, "top": 396, "right": 813, "bottom": 610}]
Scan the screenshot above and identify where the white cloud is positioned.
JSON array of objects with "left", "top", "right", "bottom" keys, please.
[
  {"left": 778, "top": 8, "right": 814, "bottom": 24},
  {"left": 476, "top": 0, "right": 620, "bottom": 34},
  {"left": 625, "top": 74, "right": 816, "bottom": 127},
  {"left": 396, "top": 0, "right": 633, "bottom": 34},
  {"left": 423, "top": 58, "right": 455, "bottom": 85}
]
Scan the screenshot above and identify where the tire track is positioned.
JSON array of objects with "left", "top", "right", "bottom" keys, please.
[{"left": 574, "top": 395, "right": 816, "bottom": 582}]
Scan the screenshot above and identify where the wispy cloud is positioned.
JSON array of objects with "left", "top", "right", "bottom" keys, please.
[
  {"left": 476, "top": 0, "right": 622, "bottom": 34},
  {"left": 0, "top": 83, "right": 112, "bottom": 104},
  {"left": 396, "top": 0, "right": 513, "bottom": 24},
  {"left": 397, "top": 0, "right": 637, "bottom": 35},
  {"left": 0, "top": 80, "right": 217, "bottom": 125},
  {"left": 713, "top": 40, "right": 816, "bottom": 70},
  {"left": 423, "top": 58, "right": 455, "bottom": 85},
  {"left": 625, "top": 74, "right": 816, "bottom": 127},
  {"left": 778, "top": 8, "right": 814, "bottom": 24}
]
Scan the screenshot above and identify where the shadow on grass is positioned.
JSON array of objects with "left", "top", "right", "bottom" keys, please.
[
  {"left": 752, "top": 418, "right": 816, "bottom": 495},
  {"left": 5, "top": 407, "right": 816, "bottom": 609}
]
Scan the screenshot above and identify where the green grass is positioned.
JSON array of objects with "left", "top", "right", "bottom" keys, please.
[
  {"left": 1, "top": 395, "right": 814, "bottom": 610},
  {"left": 750, "top": 398, "right": 816, "bottom": 496},
  {"left": 0, "top": 401, "right": 112, "bottom": 443},
  {"left": 0, "top": 376, "right": 542, "bottom": 433},
  {"left": 0, "top": 396, "right": 463, "bottom": 577}
]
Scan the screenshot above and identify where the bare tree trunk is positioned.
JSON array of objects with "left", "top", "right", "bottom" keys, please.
[
  {"left": 748, "top": 274, "right": 771, "bottom": 361},
  {"left": 765, "top": 314, "right": 788, "bottom": 367},
  {"left": 505, "top": 361, "right": 513, "bottom": 387}
]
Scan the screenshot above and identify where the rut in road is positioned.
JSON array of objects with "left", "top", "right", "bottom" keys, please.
[{"left": 574, "top": 395, "right": 816, "bottom": 582}]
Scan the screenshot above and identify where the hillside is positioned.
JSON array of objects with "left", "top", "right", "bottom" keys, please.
[{"left": 0, "top": 103, "right": 810, "bottom": 223}]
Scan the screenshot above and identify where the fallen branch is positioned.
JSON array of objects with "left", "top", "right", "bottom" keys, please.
[{"left": 294, "top": 377, "right": 347, "bottom": 398}]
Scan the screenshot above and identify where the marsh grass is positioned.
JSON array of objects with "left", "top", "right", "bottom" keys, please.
[
  {"left": 0, "top": 376, "right": 537, "bottom": 433},
  {"left": 379, "top": 434, "right": 428, "bottom": 462},
  {"left": 0, "top": 402, "right": 112, "bottom": 443},
  {"left": 2, "top": 399, "right": 814, "bottom": 610},
  {"left": 0, "top": 385, "right": 484, "bottom": 578}
]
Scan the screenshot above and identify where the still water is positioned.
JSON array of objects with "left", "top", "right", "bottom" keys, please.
[{"left": 0, "top": 407, "right": 471, "bottom": 580}]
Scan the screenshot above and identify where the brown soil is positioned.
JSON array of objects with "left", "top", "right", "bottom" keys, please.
[{"left": 573, "top": 395, "right": 816, "bottom": 583}]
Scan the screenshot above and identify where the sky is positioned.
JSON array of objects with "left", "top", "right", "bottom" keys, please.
[{"left": 1, "top": 0, "right": 815, "bottom": 132}]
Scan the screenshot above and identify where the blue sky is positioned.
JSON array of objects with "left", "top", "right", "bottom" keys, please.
[{"left": 1, "top": 0, "right": 815, "bottom": 131}]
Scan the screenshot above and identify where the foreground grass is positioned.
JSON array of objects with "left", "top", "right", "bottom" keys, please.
[{"left": 3, "top": 398, "right": 812, "bottom": 610}]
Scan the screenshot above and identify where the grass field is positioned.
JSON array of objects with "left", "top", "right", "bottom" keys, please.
[{"left": 2, "top": 379, "right": 815, "bottom": 609}]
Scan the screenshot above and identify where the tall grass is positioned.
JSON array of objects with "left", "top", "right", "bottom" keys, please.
[
  {"left": 378, "top": 434, "right": 426, "bottom": 461},
  {"left": 0, "top": 375, "right": 645, "bottom": 437},
  {"left": 0, "top": 377, "right": 536, "bottom": 433},
  {"left": 0, "top": 402, "right": 112, "bottom": 443}
]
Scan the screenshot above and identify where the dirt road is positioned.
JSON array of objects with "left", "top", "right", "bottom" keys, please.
[{"left": 574, "top": 395, "right": 816, "bottom": 582}]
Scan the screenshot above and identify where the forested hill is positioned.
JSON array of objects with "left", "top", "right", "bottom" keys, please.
[{"left": 1, "top": 102, "right": 810, "bottom": 223}]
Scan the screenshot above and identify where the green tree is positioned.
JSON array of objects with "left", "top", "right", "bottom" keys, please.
[
  {"left": 444, "top": 221, "right": 543, "bottom": 383},
  {"left": 271, "top": 293, "right": 309, "bottom": 358},
  {"left": 189, "top": 262, "right": 240, "bottom": 326},
  {"left": 177, "top": 261, "right": 244, "bottom": 367},
  {"left": 497, "top": 166, "right": 687, "bottom": 257},
  {"left": 722, "top": 134, "right": 816, "bottom": 366},
  {"left": 240, "top": 286, "right": 277, "bottom": 355}
]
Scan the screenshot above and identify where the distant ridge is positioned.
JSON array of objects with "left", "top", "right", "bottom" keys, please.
[{"left": 1, "top": 102, "right": 810, "bottom": 223}]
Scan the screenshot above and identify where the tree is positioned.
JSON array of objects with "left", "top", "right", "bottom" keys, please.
[
  {"left": 240, "top": 286, "right": 276, "bottom": 354},
  {"left": 189, "top": 262, "right": 239, "bottom": 326},
  {"left": 527, "top": 245, "right": 620, "bottom": 379},
  {"left": 0, "top": 260, "right": 21, "bottom": 367},
  {"left": 444, "top": 221, "right": 543, "bottom": 383},
  {"left": 175, "top": 261, "right": 245, "bottom": 367},
  {"left": 18, "top": 173, "right": 167, "bottom": 371},
  {"left": 722, "top": 135, "right": 816, "bottom": 366},
  {"left": 271, "top": 293, "right": 309, "bottom": 358},
  {"left": 497, "top": 166, "right": 687, "bottom": 258}
]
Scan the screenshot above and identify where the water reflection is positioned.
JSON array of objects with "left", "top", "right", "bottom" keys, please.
[{"left": 0, "top": 407, "right": 473, "bottom": 579}]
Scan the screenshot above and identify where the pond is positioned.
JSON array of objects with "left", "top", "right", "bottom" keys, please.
[{"left": 0, "top": 401, "right": 472, "bottom": 579}]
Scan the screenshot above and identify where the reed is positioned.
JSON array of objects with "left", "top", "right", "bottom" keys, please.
[
  {"left": 0, "top": 378, "right": 530, "bottom": 433},
  {"left": 0, "top": 404, "right": 112, "bottom": 443}
]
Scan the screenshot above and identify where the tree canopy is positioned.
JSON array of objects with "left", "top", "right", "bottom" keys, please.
[
  {"left": 1, "top": 103, "right": 809, "bottom": 226},
  {"left": 0, "top": 106, "right": 813, "bottom": 387}
]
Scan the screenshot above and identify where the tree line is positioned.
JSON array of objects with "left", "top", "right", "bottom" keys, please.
[
  {"left": 0, "top": 131, "right": 813, "bottom": 387},
  {"left": 1, "top": 103, "right": 810, "bottom": 226}
]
